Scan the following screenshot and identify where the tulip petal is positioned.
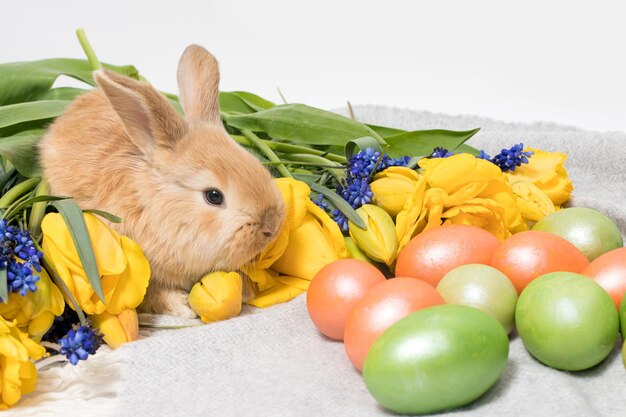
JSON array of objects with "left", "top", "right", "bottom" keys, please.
[
  {"left": 91, "top": 309, "right": 139, "bottom": 349},
  {"left": 104, "top": 236, "right": 151, "bottom": 314},
  {"left": 247, "top": 282, "right": 305, "bottom": 308},
  {"left": 273, "top": 215, "right": 341, "bottom": 279}
]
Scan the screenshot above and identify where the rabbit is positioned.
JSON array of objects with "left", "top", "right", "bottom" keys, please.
[{"left": 39, "top": 45, "right": 286, "bottom": 318}]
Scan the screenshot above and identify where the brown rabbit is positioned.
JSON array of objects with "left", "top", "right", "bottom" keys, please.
[{"left": 39, "top": 45, "right": 285, "bottom": 318}]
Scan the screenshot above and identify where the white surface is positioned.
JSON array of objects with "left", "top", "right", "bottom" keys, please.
[{"left": 1, "top": 0, "right": 625, "bottom": 132}]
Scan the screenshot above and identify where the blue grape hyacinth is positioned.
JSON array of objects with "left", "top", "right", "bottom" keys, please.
[
  {"left": 431, "top": 147, "right": 454, "bottom": 158},
  {"left": 58, "top": 324, "right": 102, "bottom": 365},
  {"left": 311, "top": 194, "right": 329, "bottom": 211},
  {"left": 332, "top": 209, "right": 349, "bottom": 233},
  {"left": 492, "top": 143, "right": 533, "bottom": 172},
  {"left": 0, "top": 219, "right": 42, "bottom": 298},
  {"left": 332, "top": 147, "right": 411, "bottom": 231}
]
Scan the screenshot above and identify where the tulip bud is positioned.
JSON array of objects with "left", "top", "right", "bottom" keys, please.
[
  {"left": 91, "top": 308, "right": 139, "bottom": 349},
  {"left": 370, "top": 167, "right": 421, "bottom": 217},
  {"left": 188, "top": 272, "right": 243, "bottom": 323},
  {"left": 349, "top": 204, "right": 398, "bottom": 265},
  {"left": 344, "top": 237, "right": 374, "bottom": 265}
]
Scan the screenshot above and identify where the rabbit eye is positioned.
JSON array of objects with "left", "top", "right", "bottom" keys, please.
[{"left": 204, "top": 188, "right": 224, "bottom": 206}]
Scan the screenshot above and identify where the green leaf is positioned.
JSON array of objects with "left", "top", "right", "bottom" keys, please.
[
  {"left": 293, "top": 174, "right": 367, "bottom": 230},
  {"left": 345, "top": 136, "right": 384, "bottom": 161},
  {"left": 219, "top": 92, "right": 257, "bottom": 115},
  {"left": 230, "top": 91, "right": 275, "bottom": 111},
  {"left": 225, "top": 104, "right": 386, "bottom": 146},
  {"left": 366, "top": 124, "right": 406, "bottom": 138},
  {"left": 385, "top": 128, "right": 480, "bottom": 158},
  {"left": 0, "top": 100, "right": 70, "bottom": 129},
  {"left": 83, "top": 209, "right": 122, "bottom": 223},
  {"left": 0, "top": 268, "right": 7, "bottom": 304},
  {"left": 52, "top": 199, "right": 105, "bottom": 302},
  {"left": 37, "top": 87, "right": 87, "bottom": 101},
  {"left": 454, "top": 143, "right": 481, "bottom": 156},
  {"left": 0, "top": 130, "right": 44, "bottom": 177},
  {"left": 0, "top": 58, "right": 138, "bottom": 105},
  {"left": 4, "top": 195, "right": 68, "bottom": 221}
]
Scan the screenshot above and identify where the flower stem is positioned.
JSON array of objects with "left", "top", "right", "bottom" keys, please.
[
  {"left": 28, "top": 179, "right": 50, "bottom": 241},
  {"left": 281, "top": 153, "right": 345, "bottom": 183},
  {"left": 0, "top": 177, "right": 39, "bottom": 209},
  {"left": 230, "top": 135, "right": 346, "bottom": 163},
  {"left": 76, "top": 28, "right": 103, "bottom": 71},
  {"left": 239, "top": 129, "right": 293, "bottom": 178}
]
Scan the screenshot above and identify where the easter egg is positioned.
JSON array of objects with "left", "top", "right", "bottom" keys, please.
[
  {"left": 583, "top": 247, "right": 626, "bottom": 310},
  {"left": 532, "top": 207, "right": 623, "bottom": 261},
  {"left": 515, "top": 272, "right": 618, "bottom": 371},
  {"left": 306, "top": 259, "right": 385, "bottom": 340},
  {"left": 363, "top": 305, "right": 509, "bottom": 415},
  {"left": 343, "top": 277, "right": 444, "bottom": 371},
  {"left": 437, "top": 264, "right": 518, "bottom": 334},
  {"left": 395, "top": 225, "right": 500, "bottom": 287},
  {"left": 620, "top": 292, "right": 626, "bottom": 337},
  {"left": 491, "top": 231, "right": 589, "bottom": 293}
]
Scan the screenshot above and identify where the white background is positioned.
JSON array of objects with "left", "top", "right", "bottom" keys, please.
[{"left": 2, "top": 0, "right": 625, "bottom": 132}]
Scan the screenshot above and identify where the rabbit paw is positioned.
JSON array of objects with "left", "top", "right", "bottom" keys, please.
[
  {"left": 164, "top": 291, "right": 198, "bottom": 319},
  {"left": 141, "top": 289, "right": 198, "bottom": 319}
]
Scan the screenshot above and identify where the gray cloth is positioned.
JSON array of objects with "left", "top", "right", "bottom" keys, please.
[
  {"left": 118, "top": 106, "right": 626, "bottom": 417},
  {"left": 18, "top": 106, "right": 626, "bottom": 416}
]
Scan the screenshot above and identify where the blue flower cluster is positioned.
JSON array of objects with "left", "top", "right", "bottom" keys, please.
[
  {"left": 491, "top": 144, "right": 534, "bottom": 172},
  {"left": 0, "top": 219, "right": 42, "bottom": 297},
  {"left": 311, "top": 194, "right": 329, "bottom": 211},
  {"left": 59, "top": 324, "right": 101, "bottom": 365},
  {"left": 331, "top": 148, "right": 409, "bottom": 231},
  {"left": 428, "top": 143, "right": 532, "bottom": 173},
  {"left": 431, "top": 147, "right": 454, "bottom": 158}
]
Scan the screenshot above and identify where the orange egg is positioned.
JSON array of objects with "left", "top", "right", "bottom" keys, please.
[
  {"left": 491, "top": 231, "right": 589, "bottom": 293},
  {"left": 395, "top": 225, "right": 500, "bottom": 286},
  {"left": 343, "top": 277, "right": 445, "bottom": 371},
  {"left": 583, "top": 247, "right": 626, "bottom": 311},
  {"left": 306, "top": 259, "right": 386, "bottom": 340}
]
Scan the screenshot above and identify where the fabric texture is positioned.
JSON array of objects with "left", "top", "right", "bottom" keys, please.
[{"left": 8, "top": 105, "right": 626, "bottom": 417}]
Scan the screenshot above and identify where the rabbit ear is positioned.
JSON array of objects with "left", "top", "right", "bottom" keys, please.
[
  {"left": 94, "top": 69, "right": 186, "bottom": 152},
  {"left": 177, "top": 44, "right": 221, "bottom": 124}
]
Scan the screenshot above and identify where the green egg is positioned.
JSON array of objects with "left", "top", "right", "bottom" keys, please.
[
  {"left": 619, "top": 293, "right": 626, "bottom": 340},
  {"left": 532, "top": 207, "right": 623, "bottom": 261},
  {"left": 516, "top": 272, "right": 619, "bottom": 371},
  {"left": 437, "top": 264, "right": 518, "bottom": 334},
  {"left": 363, "top": 305, "right": 509, "bottom": 415}
]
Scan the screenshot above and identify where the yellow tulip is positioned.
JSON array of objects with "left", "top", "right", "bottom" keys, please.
[
  {"left": 420, "top": 154, "right": 501, "bottom": 194},
  {"left": 0, "top": 317, "right": 45, "bottom": 409},
  {"left": 267, "top": 179, "right": 347, "bottom": 280},
  {"left": 396, "top": 154, "right": 526, "bottom": 253},
  {"left": 188, "top": 272, "right": 243, "bottom": 323},
  {"left": 41, "top": 213, "right": 150, "bottom": 316},
  {"left": 246, "top": 178, "right": 347, "bottom": 308},
  {"left": 441, "top": 197, "right": 511, "bottom": 240},
  {"left": 509, "top": 179, "right": 557, "bottom": 222},
  {"left": 0, "top": 267, "right": 64, "bottom": 341},
  {"left": 41, "top": 213, "right": 150, "bottom": 348},
  {"left": 349, "top": 204, "right": 398, "bottom": 265},
  {"left": 91, "top": 309, "right": 139, "bottom": 349},
  {"left": 370, "top": 167, "right": 421, "bottom": 217},
  {"left": 507, "top": 148, "right": 573, "bottom": 205}
]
